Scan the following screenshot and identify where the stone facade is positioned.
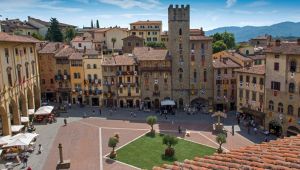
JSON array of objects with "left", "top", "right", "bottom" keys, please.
[
  {"left": 122, "top": 35, "right": 144, "bottom": 53},
  {"left": 0, "top": 32, "right": 40, "bottom": 135}
]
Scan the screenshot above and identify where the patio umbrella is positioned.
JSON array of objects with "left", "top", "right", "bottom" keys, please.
[
  {"left": 3, "top": 138, "right": 30, "bottom": 147},
  {"left": 0, "top": 135, "right": 11, "bottom": 145},
  {"left": 35, "top": 106, "right": 54, "bottom": 115}
]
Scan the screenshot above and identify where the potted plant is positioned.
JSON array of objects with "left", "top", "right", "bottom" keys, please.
[
  {"left": 146, "top": 116, "right": 157, "bottom": 136},
  {"left": 216, "top": 133, "right": 227, "bottom": 153},
  {"left": 108, "top": 136, "right": 119, "bottom": 159},
  {"left": 162, "top": 135, "right": 178, "bottom": 157}
]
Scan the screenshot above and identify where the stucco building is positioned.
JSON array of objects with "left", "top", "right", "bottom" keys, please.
[
  {"left": 101, "top": 56, "right": 117, "bottom": 107},
  {"left": 0, "top": 32, "right": 40, "bottom": 135},
  {"left": 122, "top": 35, "right": 144, "bottom": 53},
  {"left": 129, "top": 20, "right": 162, "bottom": 43}
]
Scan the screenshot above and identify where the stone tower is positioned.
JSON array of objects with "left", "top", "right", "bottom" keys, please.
[{"left": 168, "top": 4, "right": 190, "bottom": 109}]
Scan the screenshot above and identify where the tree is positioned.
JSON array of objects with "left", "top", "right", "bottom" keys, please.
[
  {"left": 91, "top": 20, "right": 94, "bottom": 28},
  {"left": 222, "top": 32, "right": 235, "bottom": 49},
  {"left": 64, "top": 27, "right": 76, "bottom": 43},
  {"left": 162, "top": 135, "right": 178, "bottom": 157},
  {"left": 212, "top": 40, "right": 227, "bottom": 53},
  {"left": 96, "top": 20, "right": 100, "bottom": 28},
  {"left": 108, "top": 136, "right": 119, "bottom": 158},
  {"left": 46, "top": 18, "right": 63, "bottom": 42},
  {"left": 111, "top": 37, "right": 117, "bottom": 53},
  {"left": 216, "top": 133, "right": 227, "bottom": 153},
  {"left": 31, "top": 32, "right": 44, "bottom": 40},
  {"left": 146, "top": 42, "right": 166, "bottom": 49},
  {"left": 146, "top": 116, "right": 157, "bottom": 134},
  {"left": 211, "top": 32, "right": 222, "bottom": 42}
]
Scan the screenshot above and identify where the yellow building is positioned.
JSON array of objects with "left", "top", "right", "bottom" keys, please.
[
  {"left": 101, "top": 56, "right": 117, "bottom": 107},
  {"left": 69, "top": 52, "right": 85, "bottom": 104},
  {"left": 129, "top": 20, "right": 162, "bottom": 43},
  {"left": 236, "top": 65, "right": 266, "bottom": 127},
  {"left": 0, "top": 32, "right": 40, "bottom": 135}
]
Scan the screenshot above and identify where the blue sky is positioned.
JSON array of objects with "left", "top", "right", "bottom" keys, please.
[{"left": 1, "top": 0, "right": 300, "bottom": 31}]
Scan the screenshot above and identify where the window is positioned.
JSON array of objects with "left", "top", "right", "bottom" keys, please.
[
  {"left": 51, "top": 79, "right": 54, "bottom": 84},
  {"left": 78, "top": 43, "right": 82, "bottom": 47},
  {"left": 246, "top": 90, "right": 250, "bottom": 100},
  {"left": 275, "top": 54, "right": 280, "bottom": 58},
  {"left": 132, "top": 32, "right": 136, "bottom": 35},
  {"left": 30, "top": 47, "right": 33, "bottom": 53},
  {"left": 119, "top": 77, "right": 122, "bottom": 83},
  {"left": 239, "top": 89, "right": 243, "bottom": 99},
  {"left": 135, "top": 87, "right": 139, "bottom": 93},
  {"left": 217, "top": 69, "right": 221, "bottom": 75},
  {"left": 240, "top": 75, "right": 243, "bottom": 82},
  {"left": 223, "top": 89, "right": 227, "bottom": 97},
  {"left": 87, "top": 64, "right": 91, "bottom": 69},
  {"left": 119, "top": 88, "right": 123, "bottom": 94},
  {"left": 268, "top": 100, "right": 274, "bottom": 111},
  {"left": 94, "top": 74, "right": 97, "bottom": 80},
  {"left": 191, "top": 43, "right": 194, "bottom": 50},
  {"left": 252, "top": 92, "right": 256, "bottom": 101},
  {"left": 147, "top": 37, "right": 151, "bottom": 41},
  {"left": 193, "top": 69, "right": 197, "bottom": 82},
  {"left": 154, "top": 84, "right": 159, "bottom": 91},
  {"left": 42, "top": 79, "right": 45, "bottom": 84},
  {"left": 271, "top": 81, "right": 280, "bottom": 91},
  {"left": 252, "top": 77, "right": 257, "bottom": 84},
  {"left": 259, "top": 93, "right": 263, "bottom": 102},
  {"left": 178, "top": 68, "right": 183, "bottom": 82},
  {"left": 278, "top": 103, "right": 283, "bottom": 113},
  {"left": 148, "top": 32, "right": 150, "bottom": 35},
  {"left": 288, "top": 105, "right": 294, "bottom": 115},
  {"left": 153, "top": 37, "right": 157, "bottom": 41},
  {"left": 224, "top": 69, "right": 227, "bottom": 74},
  {"left": 289, "top": 83, "right": 295, "bottom": 93},
  {"left": 7, "top": 67, "right": 12, "bottom": 86},
  {"left": 179, "top": 28, "right": 182, "bottom": 35},
  {"left": 259, "top": 78, "right": 264, "bottom": 85},
  {"left": 204, "top": 69, "right": 207, "bottom": 82},
  {"left": 274, "top": 62, "right": 279, "bottom": 71},
  {"left": 191, "top": 54, "right": 195, "bottom": 62},
  {"left": 25, "top": 63, "right": 29, "bottom": 79},
  {"left": 201, "top": 43, "right": 205, "bottom": 50},
  {"left": 290, "top": 60, "right": 297, "bottom": 72},
  {"left": 93, "top": 64, "right": 97, "bottom": 69},
  {"left": 246, "top": 76, "right": 250, "bottom": 82},
  {"left": 23, "top": 47, "right": 26, "bottom": 54},
  {"left": 127, "top": 77, "right": 130, "bottom": 83},
  {"left": 127, "top": 66, "right": 130, "bottom": 71},
  {"left": 5, "top": 48, "right": 9, "bottom": 64},
  {"left": 179, "top": 43, "right": 182, "bottom": 49},
  {"left": 127, "top": 42, "right": 131, "bottom": 46},
  {"left": 136, "top": 43, "right": 139, "bottom": 47},
  {"left": 15, "top": 48, "right": 19, "bottom": 55}
]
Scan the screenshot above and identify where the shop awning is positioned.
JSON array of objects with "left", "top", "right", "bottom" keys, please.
[
  {"left": 11, "top": 125, "right": 24, "bottom": 133},
  {"left": 21, "top": 117, "right": 29, "bottom": 123},
  {"left": 161, "top": 100, "right": 175, "bottom": 106},
  {"left": 241, "top": 107, "right": 265, "bottom": 118},
  {"left": 35, "top": 106, "right": 54, "bottom": 115}
]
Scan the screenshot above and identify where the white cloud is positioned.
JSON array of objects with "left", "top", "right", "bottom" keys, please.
[
  {"left": 0, "top": 0, "right": 82, "bottom": 12},
  {"left": 98, "top": 0, "right": 160, "bottom": 10},
  {"left": 226, "top": 0, "right": 237, "bottom": 8},
  {"left": 247, "top": 0, "right": 269, "bottom": 7}
]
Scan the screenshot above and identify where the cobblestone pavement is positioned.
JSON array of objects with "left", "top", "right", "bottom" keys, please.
[{"left": 0, "top": 103, "right": 277, "bottom": 170}]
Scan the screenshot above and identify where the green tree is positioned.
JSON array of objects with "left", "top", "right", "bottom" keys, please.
[
  {"left": 108, "top": 136, "right": 119, "bottom": 158},
  {"left": 46, "top": 18, "right": 63, "bottom": 42},
  {"left": 146, "top": 42, "right": 166, "bottom": 49},
  {"left": 96, "top": 20, "right": 100, "bottom": 28},
  {"left": 216, "top": 133, "right": 227, "bottom": 153},
  {"left": 91, "top": 20, "right": 94, "bottom": 28},
  {"left": 146, "top": 116, "right": 157, "bottom": 133},
  {"left": 162, "top": 135, "right": 178, "bottom": 157},
  {"left": 31, "top": 32, "right": 44, "bottom": 40},
  {"left": 64, "top": 27, "right": 76, "bottom": 43},
  {"left": 222, "top": 32, "right": 235, "bottom": 49},
  {"left": 211, "top": 32, "right": 222, "bottom": 42},
  {"left": 111, "top": 37, "right": 117, "bottom": 53},
  {"left": 213, "top": 40, "right": 227, "bottom": 53}
]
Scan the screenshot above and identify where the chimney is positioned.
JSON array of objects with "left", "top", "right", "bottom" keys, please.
[
  {"left": 275, "top": 39, "right": 281, "bottom": 46},
  {"left": 297, "top": 38, "right": 300, "bottom": 45}
]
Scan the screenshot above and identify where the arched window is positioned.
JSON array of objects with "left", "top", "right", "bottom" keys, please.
[
  {"left": 17, "top": 64, "right": 22, "bottom": 84},
  {"left": 268, "top": 100, "right": 274, "bottom": 111},
  {"left": 193, "top": 69, "right": 197, "bottom": 82},
  {"left": 31, "top": 61, "right": 35, "bottom": 75},
  {"left": 245, "top": 50, "right": 249, "bottom": 55},
  {"left": 178, "top": 68, "right": 183, "bottom": 82},
  {"left": 290, "top": 60, "right": 297, "bottom": 72},
  {"left": 287, "top": 105, "right": 293, "bottom": 115},
  {"left": 278, "top": 103, "right": 283, "bottom": 113},
  {"left": 87, "top": 64, "right": 91, "bottom": 69},
  {"left": 179, "top": 28, "right": 182, "bottom": 36},
  {"left": 25, "top": 62, "right": 29, "bottom": 79},
  {"left": 7, "top": 67, "right": 12, "bottom": 86},
  {"left": 289, "top": 83, "right": 295, "bottom": 93}
]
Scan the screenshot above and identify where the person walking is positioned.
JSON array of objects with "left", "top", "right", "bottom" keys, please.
[
  {"left": 64, "top": 118, "right": 67, "bottom": 126},
  {"left": 38, "top": 144, "right": 43, "bottom": 154},
  {"left": 178, "top": 125, "right": 182, "bottom": 134},
  {"left": 99, "top": 108, "right": 101, "bottom": 116},
  {"left": 232, "top": 125, "right": 235, "bottom": 136},
  {"left": 254, "top": 127, "right": 258, "bottom": 135},
  {"left": 23, "top": 157, "right": 28, "bottom": 167}
]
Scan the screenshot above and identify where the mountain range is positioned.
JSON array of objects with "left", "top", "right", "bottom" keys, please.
[{"left": 205, "top": 21, "right": 300, "bottom": 42}]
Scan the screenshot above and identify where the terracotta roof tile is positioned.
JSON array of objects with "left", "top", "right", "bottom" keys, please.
[
  {"left": 0, "top": 32, "right": 39, "bottom": 43},
  {"left": 154, "top": 135, "right": 300, "bottom": 170},
  {"left": 265, "top": 42, "right": 300, "bottom": 55},
  {"left": 101, "top": 57, "right": 116, "bottom": 66},
  {"left": 235, "top": 65, "right": 265, "bottom": 75},
  {"left": 114, "top": 54, "right": 136, "bottom": 65},
  {"left": 133, "top": 47, "right": 169, "bottom": 61},
  {"left": 213, "top": 58, "right": 241, "bottom": 68},
  {"left": 71, "top": 36, "right": 93, "bottom": 42},
  {"left": 38, "top": 42, "right": 64, "bottom": 54},
  {"left": 130, "top": 20, "right": 162, "bottom": 25},
  {"left": 69, "top": 52, "right": 83, "bottom": 60},
  {"left": 54, "top": 45, "right": 75, "bottom": 58},
  {"left": 190, "top": 35, "right": 213, "bottom": 41}
]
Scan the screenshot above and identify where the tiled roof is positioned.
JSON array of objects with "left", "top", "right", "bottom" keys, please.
[
  {"left": 1, "top": 19, "right": 38, "bottom": 31},
  {"left": 230, "top": 52, "right": 253, "bottom": 62},
  {"left": 130, "top": 20, "right": 162, "bottom": 25},
  {"left": 114, "top": 54, "right": 136, "bottom": 65},
  {"left": 93, "top": 27, "right": 128, "bottom": 33},
  {"left": 38, "top": 42, "right": 64, "bottom": 54},
  {"left": 154, "top": 135, "right": 300, "bottom": 170},
  {"left": 122, "top": 35, "right": 144, "bottom": 40},
  {"left": 101, "top": 57, "right": 116, "bottom": 66},
  {"left": 248, "top": 54, "right": 266, "bottom": 60},
  {"left": 235, "top": 65, "right": 265, "bottom": 75},
  {"left": 265, "top": 42, "right": 300, "bottom": 55},
  {"left": 0, "top": 32, "right": 39, "bottom": 43},
  {"left": 133, "top": 47, "right": 169, "bottom": 61},
  {"left": 190, "top": 35, "right": 213, "bottom": 41},
  {"left": 69, "top": 52, "right": 83, "bottom": 60},
  {"left": 71, "top": 36, "right": 93, "bottom": 42},
  {"left": 54, "top": 45, "right": 75, "bottom": 58},
  {"left": 28, "top": 16, "right": 75, "bottom": 27},
  {"left": 84, "top": 49, "right": 99, "bottom": 55},
  {"left": 213, "top": 57, "right": 241, "bottom": 68}
]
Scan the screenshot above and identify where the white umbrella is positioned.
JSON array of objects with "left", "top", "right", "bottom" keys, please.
[
  {"left": 3, "top": 138, "right": 30, "bottom": 147},
  {"left": 35, "top": 106, "right": 54, "bottom": 115},
  {"left": 0, "top": 135, "right": 11, "bottom": 145},
  {"left": 161, "top": 100, "right": 175, "bottom": 106},
  {"left": 10, "top": 133, "right": 39, "bottom": 142},
  {"left": 11, "top": 125, "right": 24, "bottom": 133},
  {"left": 28, "top": 109, "right": 35, "bottom": 115},
  {"left": 21, "top": 116, "right": 29, "bottom": 123}
]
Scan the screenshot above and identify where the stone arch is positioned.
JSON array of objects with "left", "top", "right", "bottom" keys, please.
[
  {"left": 34, "top": 85, "right": 41, "bottom": 108},
  {"left": 27, "top": 88, "right": 34, "bottom": 109},
  {"left": 19, "top": 93, "right": 27, "bottom": 116},
  {"left": 0, "top": 106, "right": 10, "bottom": 135},
  {"left": 9, "top": 99, "right": 20, "bottom": 125},
  {"left": 154, "top": 99, "right": 160, "bottom": 109}
]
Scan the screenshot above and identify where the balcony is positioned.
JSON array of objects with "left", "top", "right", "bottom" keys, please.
[
  {"left": 55, "top": 74, "right": 70, "bottom": 81},
  {"left": 153, "top": 91, "right": 160, "bottom": 97},
  {"left": 103, "top": 81, "right": 115, "bottom": 86},
  {"left": 116, "top": 71, "right": 137, "bottom": 76},
  {"left": 117, "top": 82, "right": 139, "bottom": 88},
  {"left": 140, "top": 66, "right": 171, "bottom": 72}
]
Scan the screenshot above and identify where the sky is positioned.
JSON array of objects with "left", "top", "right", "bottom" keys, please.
[{"left": 0, "top": 0, "right": 300, "bottom": 31}]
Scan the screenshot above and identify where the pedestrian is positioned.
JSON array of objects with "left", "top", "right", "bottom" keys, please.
[
  {"left": 237, "top": 117, "right": 240, "bottom": 125},
  {"left": 130, "top": 112, "right": 133, "bottom": 117},
  {"left": 133, "top": 113, "right": 136, "bottom": 117},
  {"left": 264, "top": 136, "right": 268, "bottom": 142},
  {"left": 178, "top": 125, "right": 181, "bottom": 134},
  {"left": 64, "top": 118, "right": 67, "bottom": 126},
  {"left": 232, "top": 125, "right": 235, "bottom": 136},
  {"left": 23, "top": 157, "right": 28, "bottom": 167},
  {"left": 68, "top": 103, "right": 71, "bottom": 109},
  {"left": 165, "top": 114, "right": 167, "bottom": 120},
  {"left": 93, "top": 110, "right": 95, "bottom": 115},
  {"left": 38, "top": 144, "right": 43, "bottom": 154},
  {"left": 254, "top": 127, "right": 258, "bottom": 134},
  {"left": 99, "top": 108, "right": 101, "bottom": 115}
]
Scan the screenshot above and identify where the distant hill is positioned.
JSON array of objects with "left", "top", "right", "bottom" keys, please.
[{"left": 205, "top": 22, "right": 300, "bottom": 42}]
